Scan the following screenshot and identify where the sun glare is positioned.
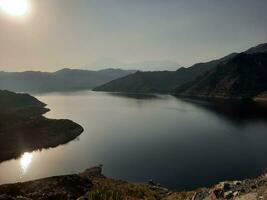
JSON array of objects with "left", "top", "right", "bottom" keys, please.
[
  {"left": 0, "top": 0, "right": 29, "bottom": 17},
  {"left": 20, "top": 152, "right": 33, "bottom": 174}
]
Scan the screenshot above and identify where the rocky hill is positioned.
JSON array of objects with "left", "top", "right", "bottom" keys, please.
[{"left": 175, "top": 52, "right": 267, "bottom": 100}]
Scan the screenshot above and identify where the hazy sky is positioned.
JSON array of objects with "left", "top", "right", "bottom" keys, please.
[{"left": 0, "top": 0, "right": 267, "bottom": 71}]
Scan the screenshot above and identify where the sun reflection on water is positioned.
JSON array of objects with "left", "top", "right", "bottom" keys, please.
[{"left": 20, "top": 152, "right": 33, "bottom": 175}]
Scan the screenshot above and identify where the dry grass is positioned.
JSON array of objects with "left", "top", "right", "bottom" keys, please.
[{"left": 88, "top": 178, "right": 165, "bottom": 200}]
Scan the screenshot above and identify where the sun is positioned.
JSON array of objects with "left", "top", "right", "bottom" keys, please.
[{"left": 0, "top": 0, "right": 29, "bottom": 17}]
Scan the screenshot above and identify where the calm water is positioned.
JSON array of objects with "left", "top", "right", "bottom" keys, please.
[{"left": 0, "top": 91, "right": 267, "bottom": 190}]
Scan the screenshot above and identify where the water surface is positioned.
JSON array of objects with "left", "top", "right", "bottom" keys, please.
[{"left": 0, "top": 91, "right": 267, "bottom": 190}]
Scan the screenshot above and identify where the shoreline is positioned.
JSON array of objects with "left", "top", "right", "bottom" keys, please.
[{"left": 0, "top": 166, "right": 266, "bottom": 200}]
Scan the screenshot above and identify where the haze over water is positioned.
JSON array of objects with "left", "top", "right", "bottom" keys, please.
[{"left": 0, "top": 91, "right": 267, "bottom": 190}]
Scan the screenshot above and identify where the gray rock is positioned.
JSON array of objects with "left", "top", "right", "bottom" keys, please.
[
  {"left": 16, "top": 197, "right": 32, "bottom": 200},
  {"left": 77, "top": 197, "right": 88, "bottom": 200},
  {"left": 0, "top": 195, "right": 15, "bottom": 200},
  {"left": 148, "top": 179, "right": 156, "bottom": 185},
  {"left": 224, "top": 191, "right": 233, "bottom": 199}
]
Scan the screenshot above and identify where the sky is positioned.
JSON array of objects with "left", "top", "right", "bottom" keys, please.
[{"left": 0, "top": 0, "right": 267, "bottom": 72}]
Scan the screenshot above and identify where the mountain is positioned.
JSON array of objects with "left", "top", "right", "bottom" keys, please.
[
  {"left": 189, "top": 43, "right": 267, "bottom": 74},
  {"left": 93, "top": 59, "right": 225, "bottom": 93},
  {"left": 175, "top": 51, "right": 267, "bottom": 100},
  {"left": 122, "top": 60, "right": 182, "bottom": 71},
  {"left": 93, "top": 62, "right": 222, "bottom": 93},
  {"left": 94, "top": 68, "right": 196, "bottom": 93},
  {"left": 244, "top": 43, "right": 267, "bottom": 54},
  {"left": 94, "top": 43, "right": 267, "bottom": 94},
  {"left": 0, "top": 68, "right": 135, "bottom": 93},
  {"left": 87, "top": 59, "right": 182, "bottom": 71}
]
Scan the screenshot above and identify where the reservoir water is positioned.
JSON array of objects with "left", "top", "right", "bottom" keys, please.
[{"left": 0, "top": 91, "right": 267, "bottom": 190}]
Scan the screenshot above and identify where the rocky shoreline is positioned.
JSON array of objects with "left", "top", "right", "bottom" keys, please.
[
  {"left": 0, "top": 166, "right": 266, "bottom": 200},
  {"left": 173, "top": 92, "right": 267, "bottom": 104}
]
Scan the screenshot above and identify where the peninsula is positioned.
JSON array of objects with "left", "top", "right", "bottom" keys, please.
[{"left": 0, "top": 90, "right": 83, "bottom": 162}]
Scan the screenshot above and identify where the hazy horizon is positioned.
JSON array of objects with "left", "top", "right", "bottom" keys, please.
[{"left": 0, "top": 0, "right": 267, "bottom": 72}]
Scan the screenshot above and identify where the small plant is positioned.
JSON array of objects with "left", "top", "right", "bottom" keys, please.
[{"left": 88, "top": 187, "right": 123, "bottom": 200}]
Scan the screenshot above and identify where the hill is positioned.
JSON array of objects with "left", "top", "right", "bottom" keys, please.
[
  {"left": 94, "top": 68, "right": 199, "bottom": 93},
  {"left": 94, "top": 43, "right": 267, "bottom": 93},
  {"left": 0, "top": 90, "right": 83, "bottom": 162},
  {"left": 175, "top": 52, "right": 267, "bottom": 100},
  {"left": 0, "top": 68, "right": 135, "bottom": 93},
  {"left": 93, "top": 63, "right": 224, "bottom": 93}
]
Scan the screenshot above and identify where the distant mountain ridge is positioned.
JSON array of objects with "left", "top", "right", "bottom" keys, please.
[
  {"left": 87, "top": 60, "right": 182, "bottom": 71},
  {"left": 94, "top": 68, "right": 197, "bottom": 93},
  {"left": 94, "top": 43, "right": 267, "bottom": 94},
  {"left": 0, "top": 68, "right": 136, "bottom": 93}
]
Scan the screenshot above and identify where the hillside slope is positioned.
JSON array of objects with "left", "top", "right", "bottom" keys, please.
[{"left": 175, "top": 52, "right": 267, "bottom": 100}]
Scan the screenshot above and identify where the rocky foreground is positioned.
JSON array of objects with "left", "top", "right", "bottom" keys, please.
[{"left": 0, "top": 166, "right": 266, "bottom": 200}]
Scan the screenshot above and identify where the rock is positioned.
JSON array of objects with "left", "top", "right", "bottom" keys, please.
[
  {"left": 80, "top": 166, "right": 105, "bottom": 179},
  {"left": 224, "top": 191, "right": 233, "bottom": 199},
  {"left": 235, "top": 193, "right": 258, "bottom": 200},
  {"left": 213, "top": 188, "right": 224, "bottom": 198},
  {"left": 233, "top": 181, "right": 242, "bottom": 186},
  {"left": 214, "top": 182, "right": 231, "bottom": 192},
  {"left": 77, "top": 197, "right": 88, "bottom": 200},
  {"left": 0, "top": 195, "right": 15, "bottom": 200},
  {"left": 203, "top": 192, "right": 218, "bottom": 200},
  {"left": 222, "top": 182, "right": 231, "bottom": 191},
  {"left": 16, "top": 197, "right": 32, "bottom": 200},
  {"left": 251, "top": 185, "right": 257, "bottom": 189},
  {"left": 192, "top": 190, "right": 209, "bottom": 200},
  {"left": 233, "top": 191, "right": 239, "bottom": 197},
  {"left": 148, "top": 179, "right": 156, "bottom": 186}
]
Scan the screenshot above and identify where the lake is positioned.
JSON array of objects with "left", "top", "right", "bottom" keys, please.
[{"left": 0, "top": 91, "right": 267, "bottom": 190}]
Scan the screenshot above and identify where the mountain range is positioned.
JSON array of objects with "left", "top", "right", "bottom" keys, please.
[
  {"left": 0, "top": 68, "right": 135, "bottom": 93},
  {"left": 1, "top": 43, "right": 266, "bottom": 99},
  {"left": 87, "top": 60, "right": 182, "bottom": 71},
  {"left": 94, "top": 43, "right": 267, "bottom": 99}
]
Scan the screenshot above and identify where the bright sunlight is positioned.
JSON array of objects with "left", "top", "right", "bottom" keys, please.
[
  {"left": 20, "top": 152, "right": 33, "bottom": 174},
  {"left": 0, "top": 0, "right": 29, "bottom": 17}
]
